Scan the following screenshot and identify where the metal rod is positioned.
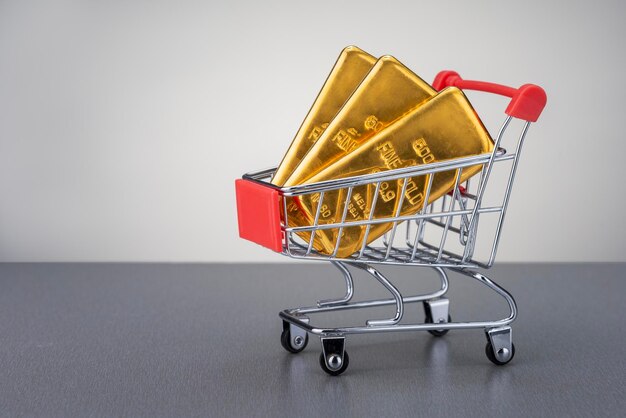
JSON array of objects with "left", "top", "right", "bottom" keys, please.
[
  {"left": 384, "top": 178, "right": 409, "bottom": 260},
  {"left": 437, "top": 169, "right": 463, "bottom": 261},
  {"left": 331, "top": 187, "right": 353, "bottom": 257},
  {"left": 280, "top": 267, "right": 516, "bottom": 336},
  {"left": 277, "top": 151, "right": 512, "bottom": 196},
  {"left": 359, "top": 182, "right": 381, "bottom": 257},
  {"left": 291, "top": 265, "right": 448, "bottom": 316},
  {"left": 282, "top": 194, "right": 290, "bottom": 252},
  {"left": 462, "top": 116, "right": 512, "bottom": 261},
  {"left": 488, "top": 121, "right": 532, "bottom": 266},
  {"left": 353, "top": 264, "right": 404, "bottom": 326},
  {"left": 317, "top": 261, "right": 355, "bottom": 307},
  {"left": 411, "top": 173, "right": 434, "bottom": 261},
  {"left": 287, "top": 206, "right": 503, "bottom": 233},
  {"left": 306, "top": 191, "right": 324, "bottom": 255}
]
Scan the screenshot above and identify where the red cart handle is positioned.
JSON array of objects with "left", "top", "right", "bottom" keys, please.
[{"left": 432, "top": 71, "right": 547, "bottom": 122}]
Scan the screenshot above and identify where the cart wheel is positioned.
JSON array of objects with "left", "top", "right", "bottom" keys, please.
[
  {"left": 485, "top": 341, "right": 515, "bottom": 365},
  {"left": 280, "top": 327, "right": 308, "bottom": 354},
  {"left": 319, "top": 350, "right": 350, "bottom": 376},
  {"left": 425, "top": 314, "right": 452, "bottom": 337}
]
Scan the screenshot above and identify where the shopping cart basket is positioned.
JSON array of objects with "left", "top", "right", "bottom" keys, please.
[{"left": 235, "top": 71, "right": 547, "bottom": 375}]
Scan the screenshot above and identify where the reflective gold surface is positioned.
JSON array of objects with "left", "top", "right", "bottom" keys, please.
[
  {"left": 298, "top": 87, "right": 494, "bottom": 257},
  {"left": 273, "top": 46, "right": 376, "bottom": 242},
  {"left": 284, "top": 55, "right": 436, "bottom": 186},
  {"left": 284, "top": 55, "right": 436, "bottom": 251},
  {"left": 271, "top": 46, "right": 376, "bottom": 186}
]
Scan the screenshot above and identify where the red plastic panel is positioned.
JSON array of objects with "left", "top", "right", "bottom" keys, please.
[
  {"left": 432, "top": 71, "right": 547, "bottom": 122},
  {"left": 504, "top": 84, "right": 547, "bottom": 122},
  {"left": 235, "top": 179, "right": 283, "bottom": 252}
]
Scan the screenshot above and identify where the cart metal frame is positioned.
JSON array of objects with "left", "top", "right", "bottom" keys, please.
[{"left": 236, "top": 71, "right": 546, "bottom": 375}]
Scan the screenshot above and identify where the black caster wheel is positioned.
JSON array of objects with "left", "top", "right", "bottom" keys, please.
[
  {"left": 425, "top": 314, "right": 452, "bottom": 337},
  {"left": 485, "top": 341, "right": 515, "bottom": 365},
  {"left": 319, "top": 350, "right": 350, "bottom": 376},
  {"left": 280, "top": 326, "right": 308, "bottom": 354}
]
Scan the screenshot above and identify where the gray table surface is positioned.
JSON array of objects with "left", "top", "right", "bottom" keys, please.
[{"left": 0, "top": 263, "right": 624, "bottom": 417}]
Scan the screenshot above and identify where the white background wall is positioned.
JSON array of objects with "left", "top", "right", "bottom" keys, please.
[{"left": 0, "top": 0, "right": 624, "bottom": 262}]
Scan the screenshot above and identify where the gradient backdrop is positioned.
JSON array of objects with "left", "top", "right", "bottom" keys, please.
[{"left": 0, "top": 0, "right": 624, "bottom": 262}]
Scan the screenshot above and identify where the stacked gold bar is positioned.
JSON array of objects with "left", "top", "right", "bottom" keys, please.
[
  {"left": 273, "top": 46, "right": 494, "bottom": 257},
  {"left": 271, "top": 46, "right": 377, "bottom": 186}
]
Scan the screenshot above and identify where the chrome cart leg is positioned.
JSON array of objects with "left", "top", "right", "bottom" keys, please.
[
  {"left": 432, "top": 267, "right": 450, "bottom": 297},
  {"left": 283, "top": 265, "right": 449, "bottom": 318},
  {"left": 423, "top": 297, "right": 451, "bottom": 337},
  {"left": 319, "top": 336, "right": 349, "bottom": 376},
  {"left": 317, "top": 261, "right": 354, "bottom": 307},
  {"left": 280, "top": 316, "right": 309, "bottom": 354},
  {"left": 485, "top": 326, "right": 515, "bottom": 365},
  {"left": 451, "top": 268, "right": 517, "bottom": 365},
  {"left": 452, "top": 268, "right": 518, "bottom": 326},
  {"left": 352, "top": 264, "right": 404, "bottom": 327}
]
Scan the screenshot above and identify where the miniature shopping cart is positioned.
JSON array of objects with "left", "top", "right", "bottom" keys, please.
[{"left": 235, "top": 71, "right": 547, "bottom": 375}]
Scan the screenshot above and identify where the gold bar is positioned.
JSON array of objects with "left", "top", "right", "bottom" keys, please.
[
  {"left": 298, "top": 87, "right": 494, "bottom": 257},
  {"left": 273, "top": 46, "right": 376, "bottom": 246},
  {"left": 271, "top": 46, "right": 377, "bottom": 186},
  {"left": 284, "top": 55, "right": 436, "bottom": 252}
]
